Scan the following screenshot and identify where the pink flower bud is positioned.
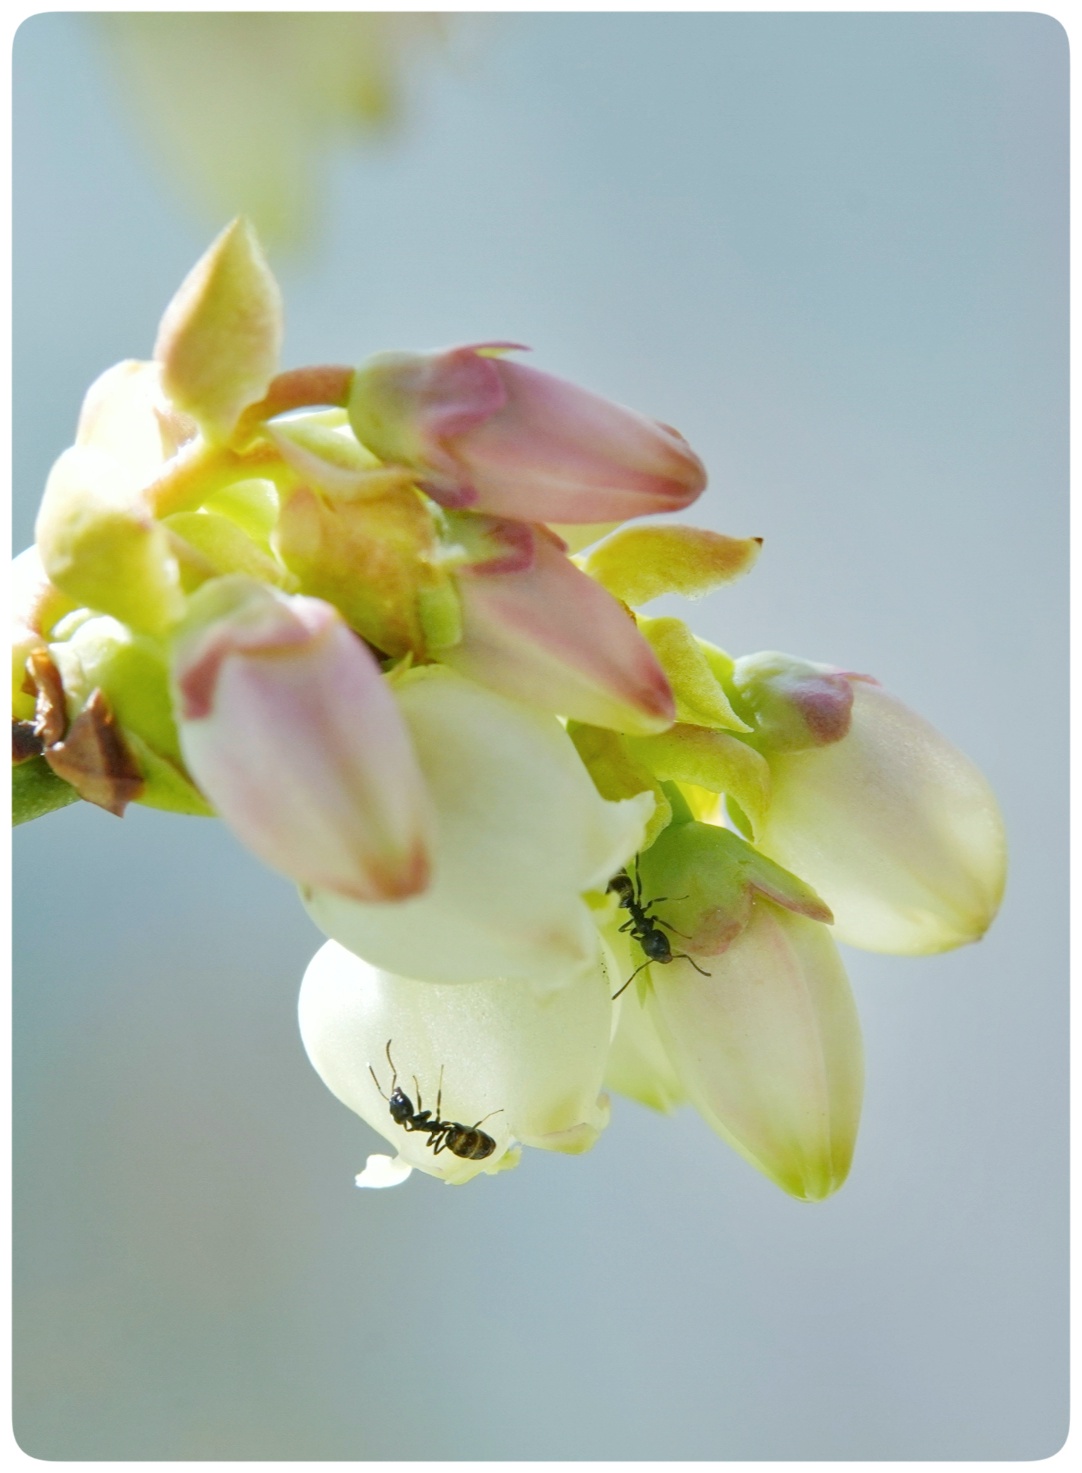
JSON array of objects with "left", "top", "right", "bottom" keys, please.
[
  {"left": 172, "top": 578, "right": 432, "bottom": 901},
  {"left": 348, "top": 345, "right": 707, "bottom": 523},
  {"left": 441, "top": 516, "right": 675, "bottom": 734}
]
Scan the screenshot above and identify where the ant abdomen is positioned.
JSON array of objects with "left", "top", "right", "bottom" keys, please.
[
  {"left": 368, "top": 1041, "right": 503, "bottom": 1163},
  {"left": 443, "top": 1124, "right": 498, "bottom": 1161}
]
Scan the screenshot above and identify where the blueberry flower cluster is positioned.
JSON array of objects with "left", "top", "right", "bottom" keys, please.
[{"left": 12, "top": 221, "right": 1007, "bottom": 1198}]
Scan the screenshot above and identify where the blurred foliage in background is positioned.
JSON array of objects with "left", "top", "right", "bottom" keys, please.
[{"left": 98, "top": 13, "right": 450, "bottom": 249}]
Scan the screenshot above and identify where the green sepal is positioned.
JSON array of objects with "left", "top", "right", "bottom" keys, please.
[
  {"left": 696, "top": 637, "right": 737, "bottom": 690},
  {"left": 50, "top": 617, "right": 182, "bottom": 766},
  {"left": 200, "top": 478, "right": 280, "bottom": 541},
  {"left": 12, "top": 757, "right": 81, "bottom": 825},
  {"left": 637, "top": 616, "right": 750, "bottom": 732},
  {"left": 636, "top": 820, "right": 833, "bottom": 958},
  {"left": 164, "top": 511, "right": 296, "bottom": 590},
  {"left": 46, "top": 616, "right": 209, "bottom": 815},
  {"left": 725, "top": 794, "right": 754, "bottom": 839},
  {"left": 567, "top": 722, "right": 671, "bottom": 850},
  {"left": 583, "top": 524, "right": 761, "bottom": 605},
  {"left": 124, "top": 732, "right": 214, "bottom": 816}
]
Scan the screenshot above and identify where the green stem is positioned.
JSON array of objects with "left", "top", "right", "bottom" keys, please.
[
  {"left": 144, "top": 439, "right": 290, "bottom": 519},
  {"left": 658, "top": 779, "right": 695, "bottom": 825}
]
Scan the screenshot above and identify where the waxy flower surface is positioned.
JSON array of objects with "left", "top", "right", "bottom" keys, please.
[{"left": 12, "top": 220, "right": 1007, "bottom": 1200}]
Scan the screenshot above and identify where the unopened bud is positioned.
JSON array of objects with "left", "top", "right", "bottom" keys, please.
[
  {"left": 173, "top": 577, "right": 433, "bottom": 901},
  {"left": 442, "top": 517, "right": 675, "bottom": 734},
  {"left": 348, "top": 345, "right": 707, "bottom": 523}
]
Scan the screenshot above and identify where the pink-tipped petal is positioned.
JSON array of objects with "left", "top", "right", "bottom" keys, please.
[
  {"left": 457, "top": 359, "right": 707, "bottom": 522},
  {"left": 173, "top": 578, "right": 433, "bottom": 901},
  {"left": 442, "top": 520, "right": 675, "bottom": 735},
  {"left": 348, "top": 346, "right": 707, "bottom": 524}
]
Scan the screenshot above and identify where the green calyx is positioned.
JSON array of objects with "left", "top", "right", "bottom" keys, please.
[
  {"left": 46, "top": 616, "right": 211, "bottom": 818},
  {"left": 569, "top": 715, "right": 772, "bottom": 857},
  {"left": 636, "top": 818, "right": 833, "bottom": 959}
]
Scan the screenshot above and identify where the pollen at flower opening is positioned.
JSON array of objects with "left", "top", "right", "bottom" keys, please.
[{"left": 12, "top": 219, "right": 1008, "bottom": 1199}]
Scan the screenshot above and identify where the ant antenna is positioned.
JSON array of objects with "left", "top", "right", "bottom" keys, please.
[
  {"left": 674, "top": 953, "right": 712, "bottom": 978},
  {"left": 612, "top": 958, "right": 653, "bottom": 1000}
]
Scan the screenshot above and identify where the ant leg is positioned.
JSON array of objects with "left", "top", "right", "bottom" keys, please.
[
  {"left": 368, "top": 1064, "right": 388, "bottom": 1102},
  {"left": 436, "top": 1065, "right": 444, "bottom": 1121},
  {"left": 656, "top": 919, "right": 694, "bottom": 940},
  {"left": 612, "top": 958, "right": 652, "bottom": 1001},
  {"left": 472, "top": 1108, "right": 505, "bottom": 1129},
  {"left": 674, "top": 953, "right": 712, "bottom": 978}
]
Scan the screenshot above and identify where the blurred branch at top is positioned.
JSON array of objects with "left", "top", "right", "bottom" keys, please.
[{"left": 97, "top": 13, "right": 451, "bottom": 250}]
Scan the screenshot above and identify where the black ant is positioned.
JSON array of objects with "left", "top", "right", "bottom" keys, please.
[
  {"left": 607, "top": 864, "right": 711, "bottom": 999},
  {"left": 368, "top": 1041, "right": 502, "bottom": 1161}
]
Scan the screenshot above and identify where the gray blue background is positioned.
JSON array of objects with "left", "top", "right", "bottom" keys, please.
[{"left": 12, "top": 12, "right": 1068, "bottom": 1459}]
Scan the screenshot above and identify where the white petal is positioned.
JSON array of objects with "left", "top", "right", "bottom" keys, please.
[
  {"left": 648, "top": 900, "right": 863, "bottom": 1201},
  {"left": 758, "top": 682, "right": 1007, "bottom": 954},
  {"left": 298, "top": 939, "right": 613, "bottom": 1183},
  {"left": 304, "top": 667, "right": 651, "bottom": 983}
]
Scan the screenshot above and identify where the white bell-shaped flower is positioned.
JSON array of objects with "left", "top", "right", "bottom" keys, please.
[
  {"left": 647, "top": 898, "right": 864, "bottom": 1201},
  {"left": 304, "top": 667, "right": 652, "bottom": 985},
  {"left": 754, "top": 677, "right": 1007, "bottom": 954},
  {"left": 298, "top": 939, "right": 614, "bottom": 1184}
]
